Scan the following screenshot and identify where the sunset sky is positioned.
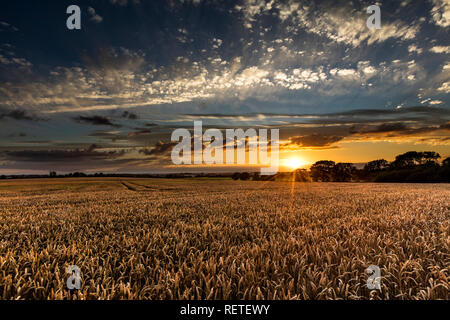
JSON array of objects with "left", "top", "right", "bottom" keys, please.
[{"left": 0, "top": 0, "right": 449, "bottom": 174}]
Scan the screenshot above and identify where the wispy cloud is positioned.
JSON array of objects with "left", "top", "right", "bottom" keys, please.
[
  {"left": 235, "top": 0, "right": 419, "bottom": 47},
  {"left": 0, "top": 21, "right": 19, "bottom": 32},
  {"left": 88, "top": 7, "right": 103, "bottom": 23}
]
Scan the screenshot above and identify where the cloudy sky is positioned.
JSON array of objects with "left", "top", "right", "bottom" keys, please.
[{"left": 0, "top": 0, "right": 449, "bottom": 174}]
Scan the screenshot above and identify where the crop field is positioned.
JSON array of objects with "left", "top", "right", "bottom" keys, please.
[{"left": 0, "top": 178, "right": 448, "bottom": 300}]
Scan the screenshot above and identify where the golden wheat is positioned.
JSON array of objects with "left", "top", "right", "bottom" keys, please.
[{"left": 0, "top": 178, "right": 448, "bottom": 300}]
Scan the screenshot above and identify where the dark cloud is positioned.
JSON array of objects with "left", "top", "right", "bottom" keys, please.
[
  {"left": 73, "top": 115, "right": 121, "bottom": 127},
  {"left": 16, "top": 140, "right": 54, "bottom": 144},
  {"left": 0, "top": 109, "right": 37, "bottom": 121},
  {"left": 418, "top": 137, "right": 450, "bottom": 144},
  {"left": 122, "top": 111, "right": 139, "bottom": 120},
  {"left": 7, "top": 132, "right": 27, "bottom": 138},
  {"left": 287, "top": 134, "right": 344, "bottom": 148},
  {"left": 1, "top": 145, "right": 126, "bottom": 162},
  {"left": 89, "top": 130, "right": 125, "bottom": 140},
  {"left": 326, "top": 106, "right": 450, "bottom": 117},
  {"left": 278, "top": 111, "right": 450, "bottom": 149},
  {"left": 350, "top": 122, "right": 450, "bottom": 136},
  {"left": 128, "top": 128, "right": 151, "bottom": 137},
  {"left": 139, "top": 141, "right": 177, "bottom": 156},
  {"left": 349, "top": 123, "right": 408, "bottom": 134},
  {"left": 87, "top": 144, "right": 99, "bottom": 152},
  {"left": 182, "top": 107, "right": 450, "bottom": 125}
]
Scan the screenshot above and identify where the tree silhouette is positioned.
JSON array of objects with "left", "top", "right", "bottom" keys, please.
[
  {"left": 310, "top": 160, "right": 335, "bottom": 182},
  {"left": 390, "top": 151, "right": 440, "bottom": 169},
  {"left": 332, "top": 163, "right": 356, "bottom": 182},
  {"left": 231, "top": 151, "right": 449, "bottom": 183},
  {"left": 239, "top": 172, "right": 251, "bottom": 180},
  {"left": 364, "top": 159, "right": 388, "bottom": 172},
  {"left": 443, "top": 157, "right": 450, "bottom": 167}
]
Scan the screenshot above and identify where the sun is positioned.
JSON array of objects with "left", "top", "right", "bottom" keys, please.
[{"left": 285, "top": 157, "right": 306, "bottom": 170}]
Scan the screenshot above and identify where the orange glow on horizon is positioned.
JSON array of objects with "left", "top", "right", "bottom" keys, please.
[{"left": 282, "top": 157, "right": 309, "bottom": 170}]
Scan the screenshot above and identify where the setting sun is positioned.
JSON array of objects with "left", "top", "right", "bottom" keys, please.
[{"left": 284, "top": 157, "right": 307, "bottom": 170}]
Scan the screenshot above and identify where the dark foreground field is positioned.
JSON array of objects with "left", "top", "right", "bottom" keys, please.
[{"left": 0, "top": 178, "right": 448, "bottom": 300}]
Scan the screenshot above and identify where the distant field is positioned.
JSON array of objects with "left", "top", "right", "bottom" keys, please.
[{"left": 0, "top": 178, "right": 448, "bottom": 300}]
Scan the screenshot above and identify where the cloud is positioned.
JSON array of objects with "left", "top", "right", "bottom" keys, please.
[
  {"left": 333, "top": 68, "right": 357, "bottom": 77},
  {"left": 430, "top": 0, "right": 450, "bottom": 27},
  {"left": 437, "top": 81, "right": 450, "bottom": 93},
  {"left": 139, "top": 141, "right": 177, "bottom": 156},
  {"left": 82, "top": 47, "right": 146, "bottom": 74},
  {"left": 1, "top": 145, "right": 126, "bottom": 162},
  {"left": 1, "top": 0, "right": 448, "bottom": 173},
  {"left": 0, "top": 21, "right": 19, "bottom": 32},
  {"left": 73, "top": 115, "right": 121, "bottom": 127},
  {"left": 89, "top": 130, "right": 128, "bottom": 142},
  {"left": 327, "top": 106, "right": 450, "bottom": 117},
  {"left": 349, "top": 122, "right": 450, "bottom": 137},
  {"left": 280, "top": 117, "right": 450, "bottom": 150},
  {"left": 0, "top": 2, "right": 447, "bottom": 121},
  {"left": 0, "top": 46, "right": 32, "bottom": 70},
  {"left": 430, "top": 45, "right": 450, "bottom": 54},
  {"left": 181, "top": 106, "right": 450, "bottom": 124},
  {"left": 0, "top": 55, "right": 32, "bottom": 68},
  {"left": 235, "top": 0, "right": 419, "bottom": 47},
  {"left": 0, "top": 109, "right": 38, "bottom": 121},
  {"left": 167, "top": 106, "right": 450, "bottom": 150},
  {"left": 88, "top": 7, "right": 103, "bottom": 23},
  {"left": 0, "top": 44, "right": 437, "bottom": 116},
  {"left": 408, "top": 45, "right": 423, "bottom": 54},
  {"left": 350, "top": 122, "right": 409, "bottom": 134},
  {"left": 127, "top": 128, "right": 152, "bottom": 137},
  {"left": 286, "top": 134, "right": 344, "bottom": 148},
  {"left": 122, "top": 111, "right": 138, "bottom": 119}
]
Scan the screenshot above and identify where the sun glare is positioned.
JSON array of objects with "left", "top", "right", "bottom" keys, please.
[{"left": 285, "top": 157, "right": 306, "bottom": 170}]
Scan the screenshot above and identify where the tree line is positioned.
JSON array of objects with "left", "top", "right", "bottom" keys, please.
[{"left": 232, "top": 151, "right": 450, "bottom": 183}]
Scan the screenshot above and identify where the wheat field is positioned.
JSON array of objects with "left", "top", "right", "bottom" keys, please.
[{"left": 0, "top": 178, "right": 448, "bottom": 300}]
